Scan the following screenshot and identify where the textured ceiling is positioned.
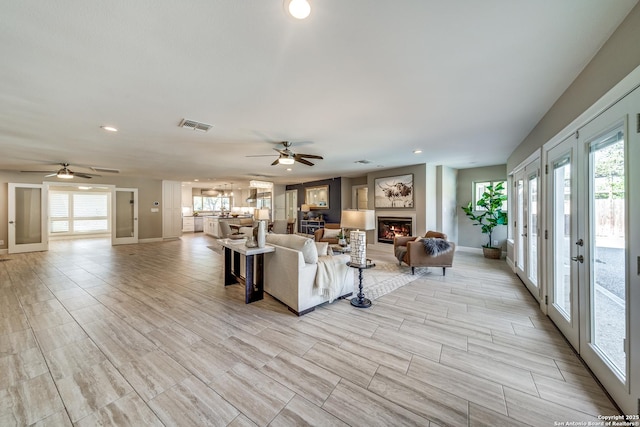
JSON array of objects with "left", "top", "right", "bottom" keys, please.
[{"left": 0, "top": 0, "right": 637, "bottom": 186}]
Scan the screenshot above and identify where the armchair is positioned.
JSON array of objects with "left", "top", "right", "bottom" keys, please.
[
  {"left": 313, "top": 223, "right": 341, "bottom": 244},
  {"left": 394, "top": 231, "right": 455, "bottom": 275}
]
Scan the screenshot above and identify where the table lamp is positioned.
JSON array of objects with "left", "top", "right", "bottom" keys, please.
[
  {"left": 340, "top": 209, "right": 375, "bottom": 266},
  {"left": 300, "top": 204, "right": 310, "bottom": 220}
]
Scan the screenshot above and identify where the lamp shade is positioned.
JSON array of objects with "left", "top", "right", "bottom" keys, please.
[
  {"left": 300, "top": 204, "right": 310, "bottom": 213},
  {"left": 341, "top": 209, "right": 375, "bottom": 230},
  {"left": 254, "top": 208, "right": 270, "bottom": 220}
]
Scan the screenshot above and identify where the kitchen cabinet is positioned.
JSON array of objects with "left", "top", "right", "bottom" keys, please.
[{"left": 182, "top": 216, "right": 194, "bottom": 232}]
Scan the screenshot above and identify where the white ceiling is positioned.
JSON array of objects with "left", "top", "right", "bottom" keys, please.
[{"left": 1, "top": 1, "right": 637, "bottom": 187}]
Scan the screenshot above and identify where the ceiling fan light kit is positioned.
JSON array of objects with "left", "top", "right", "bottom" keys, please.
[{"left": 278, "top": 157, "right": 295, "bottom": 165}]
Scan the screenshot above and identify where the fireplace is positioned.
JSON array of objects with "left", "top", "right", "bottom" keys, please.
[{"left": 378, "top": 216, "right": 412, "bottom": 244}]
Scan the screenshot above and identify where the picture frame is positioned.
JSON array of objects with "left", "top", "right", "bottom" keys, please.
[
  {"left": 305, "top": 185, "right": 329, "bottom": 209},
  {"left": 374, "top": 174, "right": 414, "bottom": 208}
]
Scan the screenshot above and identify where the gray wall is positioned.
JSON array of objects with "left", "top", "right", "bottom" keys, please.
[
  {"left": 508, "top": 2, "right": 640, "bottom": 171},
  {"left": 0, "top": 171, "right": 163, "bottom": 249},
  {"left": 456, "top": 165, "right": 507, "bottom": 249}
]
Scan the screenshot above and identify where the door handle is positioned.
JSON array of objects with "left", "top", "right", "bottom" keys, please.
[
  {"left": 571, "top": 255, "right": 584, "bottom": 263},
  {"left": 521, "top": 233, "right": 527, "bottom": 237},
  {"left": 575, "top": 239, "right": 584, "bottom": 246},
  {"left": 9, "top": 221, "right": 14, "bottom": 224}
]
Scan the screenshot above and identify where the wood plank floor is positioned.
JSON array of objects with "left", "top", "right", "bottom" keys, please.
[{"left": 0, "top": 234, "right": 619, "bottom": 426}]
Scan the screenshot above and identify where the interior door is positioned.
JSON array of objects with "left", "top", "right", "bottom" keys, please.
[
  {"left": 8, "top": 183, "right": 49, "bottom": 253},
  {"left": 112, "top": 188, "right": 138, "bottom": 245},
  {"left": 546, "top": 136, "right": 580, "bottom": 350}
]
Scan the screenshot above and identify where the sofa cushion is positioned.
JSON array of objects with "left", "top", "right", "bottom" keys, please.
[{"left": 266, "top": 234, "right": 318, "bottom": 264}]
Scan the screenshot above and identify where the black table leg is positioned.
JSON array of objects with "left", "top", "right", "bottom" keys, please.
[{"left": 351, "top": 267, "right": 371, "bottom": 308}]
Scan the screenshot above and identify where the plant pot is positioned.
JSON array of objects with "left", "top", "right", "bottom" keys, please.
[{"left": 482, "top": 246, "right": 502, "bottom": 259}]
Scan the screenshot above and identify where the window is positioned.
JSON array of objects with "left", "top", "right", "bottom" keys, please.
[
  {"left": 193, "top": 195, "right": 230, "bottom": 212},
  {"left": 49, "top": 191, "right": 110, "bottom": 235},
  {"left": 473, "top": 180, "right": 508, "bottom": 211}
]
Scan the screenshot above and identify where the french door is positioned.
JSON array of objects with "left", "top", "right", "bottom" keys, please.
[
  {"left": 547, "top": 136, "right": 580, "bottom": 349},
  {"left": 111, "top": 188, "right": 138, "bottom": 245},
  {"left": 8, "top": 183, "right": 49, "bottom": 253},
  {"left": 514, "top": 160, "right": 540, "bottom": 301},
  {"left": 545, "top": 86, "right": 639, "bottom": 413}
]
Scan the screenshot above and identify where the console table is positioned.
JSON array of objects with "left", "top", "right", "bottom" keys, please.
[{"left": 218, "top": 239, "right": 275, "bottom": 304}]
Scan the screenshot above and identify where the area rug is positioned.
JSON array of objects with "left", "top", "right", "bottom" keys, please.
[{"left": 358, "top": 261, "right": 431, "bottom": 300}]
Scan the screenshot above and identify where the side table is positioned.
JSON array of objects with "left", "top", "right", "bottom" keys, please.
[{"left": 347, "top": 261, "right": 375, "bottom": 308}]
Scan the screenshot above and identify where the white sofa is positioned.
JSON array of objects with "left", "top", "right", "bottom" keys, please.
[{"left": 264, "top": 234, "right": 354, "bottom": 315}]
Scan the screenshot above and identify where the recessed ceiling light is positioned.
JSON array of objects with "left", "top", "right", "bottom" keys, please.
[
  {"left": 286, "top": 0, "right": 311, "bottom": 19},
  {"left": 194, "top": 179, "right": 199, "bottom": 181},
  {"left": 286, "top": 168, "right": 292, "bottom": 171},
  {"left": 78, "top": 186, "right": 92, "bottom": 190},
  {"left": 413, "top": 149, "right": 423, "bottom": 154},
  {"left": 100, "top": 126, "right": 118, "bottom": 132}
]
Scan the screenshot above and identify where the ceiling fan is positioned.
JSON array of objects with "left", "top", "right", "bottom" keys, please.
[
  {"left": 247, "top": 141, "right": 324, "bottom": 166},
  {"left": 20, "top": 163, "right": 119, "bottom": 179}
]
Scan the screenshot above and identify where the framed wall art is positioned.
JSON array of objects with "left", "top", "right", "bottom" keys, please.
[{"left": 374, "top": 174, "right": 414, "bottom": 208}]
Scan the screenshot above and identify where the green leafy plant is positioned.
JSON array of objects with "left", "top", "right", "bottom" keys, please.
[{"left": 461, "top": 182, "right": 508, "bottom": 249}]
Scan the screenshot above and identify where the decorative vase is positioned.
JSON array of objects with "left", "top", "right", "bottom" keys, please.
[{"left": 257, "top": 221, "right": 266, "bottom": 248}]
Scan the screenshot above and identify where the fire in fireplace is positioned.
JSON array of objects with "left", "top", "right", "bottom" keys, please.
[{"left": 378, "top": 216, "right": 412, "bottom": 244}]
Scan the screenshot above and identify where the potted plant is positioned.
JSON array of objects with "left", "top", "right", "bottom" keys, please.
[{"left": 461, "top": 182, "right": 508, "bottom": 259}]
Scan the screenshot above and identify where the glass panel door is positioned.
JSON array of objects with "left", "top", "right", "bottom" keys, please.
[
  {"left": 547, "top": 138, "right": 580, "bottom": 349},
  {"left": 527, "top": 172, "right": 539, "bottom": 286},
  {"left": 516, "top": 178, "right": 525, "bottom": 272},
  {"left": 112, "top": 188, "right": 138, "bottom": 245},
  {"left": 514, "top": 159, "right": 540, "bottom": 301},
  {"left": 588, "top": 128, "right": 626, "bottom": 378},
  {"left": 8, "top": 183, "right": 48, "bottom": 253}
]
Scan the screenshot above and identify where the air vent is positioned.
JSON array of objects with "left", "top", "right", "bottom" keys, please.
[
  {"left": 179, "top": 118, "right": 213, "bottom": 132},
  {"left": 355, "top": 159, "right": 372, "bottom": 164},
  {"left": 91, "top": 167, "right": 120, "bottom": 173}
]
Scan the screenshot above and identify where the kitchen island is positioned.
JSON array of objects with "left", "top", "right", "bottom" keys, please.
[{"left": 203, "top": 215, "right": 253, "bottom": 238}]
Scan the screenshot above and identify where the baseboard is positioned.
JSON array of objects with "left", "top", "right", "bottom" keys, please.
[
  {"left": 506, "top": 256, "right": 516, "bottom": 272},
  {"left": 0, "top": 249, "right": 7, "bottom": 255},
  {"left": 139, "top": 238, "right": 164, "bottom": 243},
  {"left": 456, "top": 246, "right": 484, "bottom": 254}
]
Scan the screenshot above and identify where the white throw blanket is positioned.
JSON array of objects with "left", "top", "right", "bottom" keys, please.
[{"left": 314, "top": 256, "right": 349, "bottom": 303}]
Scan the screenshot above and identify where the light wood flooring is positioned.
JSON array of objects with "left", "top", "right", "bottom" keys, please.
[{"left": 0, "top": 234, "right": 619, "bottom": 426}]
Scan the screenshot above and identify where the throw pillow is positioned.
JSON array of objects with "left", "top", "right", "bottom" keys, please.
[
  {"left": 322, "top": 228, "right": 341, "bottom": 239},
  {"left": 266, "top": 234, "right": 318, "bottom": 264},
  {"left": 315, "top": 242, "right": 330, "bottom": 256},
  {"left": 422, "top": 238, "right": 452, "bottom": 256}
]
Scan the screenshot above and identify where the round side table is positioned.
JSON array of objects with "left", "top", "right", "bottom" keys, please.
[{"left": 347, "top": 261, "right": 375, "bottom": 308}]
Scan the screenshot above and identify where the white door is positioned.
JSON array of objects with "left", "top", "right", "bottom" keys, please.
[
  {"left": 577, "top": 97, "right": 633, "bottom": 412},
  {"left": 514, "top": 161, "right": 541, "bottom": 301},
  {"left": 8, "top": 183, "right": 49, "bottom": 253},
  {"left": 546, "top": 135, "right": 581, "bottom": 350},
  {"left": 285, "top": 189, "right": 297, "bottom": 230},
  {"left": 544, "top": 86, "right": 639, "bottom": 413},
  {"left": 112, "top": 188, "right": 138, "bottom": 245}
]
